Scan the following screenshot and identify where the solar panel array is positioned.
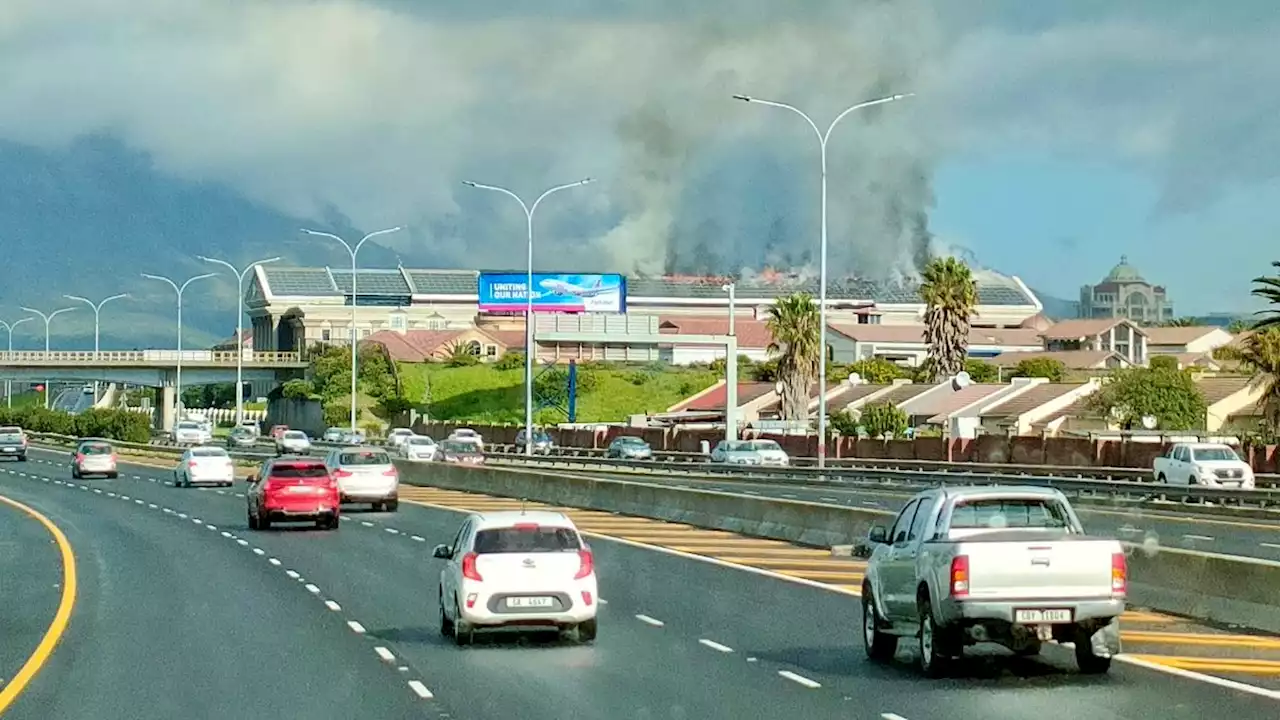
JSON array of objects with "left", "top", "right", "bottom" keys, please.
[
  {"left": 329, "top": 269, "right": 413, "bottom": 296},
  {"left": 406, "top": 270, "right": 480, "bottom": 295},
  {"left": 262, "top": 268, "right": 340, "bottom": 296}
]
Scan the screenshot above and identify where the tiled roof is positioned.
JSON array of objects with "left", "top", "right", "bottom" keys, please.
[
  {"left": 1144, "top": 326, "right": 1226, "bottom": 346},
  {"left": 982, "top": 383, "right": 1088, "bottom": 420},
  {"left": 987, "top": 350, "right": 1120, "bottom": 369},
  {"left": 1195, "top": 376, "right": 1252, "bottom": 405},
  {"left": 330, "top": 269, "right": 412, "bottom": 296},
  {"left": 263, "top": 268, "right": 340, "bottom": 296},
  {"left": 827, "top": 382, "right": 895, "bottom": 408},
  {"left": 828, "top": 324, "right": 1043, "bottom": 347},
  {"left": 672, "top": 382, "right": 775, "bottom": 412},
  {"left": 1032, "top": 396, "right": 1100, "bottom": 427},
  {"left": 366, "top": 330, "right": 464, "bottom": 362},
  {"left": 878, "top": 383, "right": 932, "bottom": 406},
  {"left": 658, "top": 315, "right": 774, "bottom": 349},
  {"left": 899, "top": 383, "right": 1008, "bottom": 418}
]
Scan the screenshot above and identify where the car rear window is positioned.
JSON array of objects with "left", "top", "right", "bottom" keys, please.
[
  {"left": 0, "top": 433, "right": 22, "bottom": 442},
  {"left": 340, "top": 451, "right": 391, "bottom": 465},
  {"left": 192, "top": 447, "right": 229, "bottom": 457},
  {"left": 407, "top": 437, "right": 434, "bottom": 445},
  {"left": 474, "top": 525, "right": 581, "bottom": 554},
  {"left": 441, "top": 441, "right": 478, "bottom": 453},
  {"left": 0, "top": 427, "right": 22, "bottom": 434},
  {"left": 270, "top": 464, "right": 328, "bottom": 478},
  {"left": 177, "top": 422, "right": 200, "bottom": 430},
  {"left": 80, "top": 444, "right": 113, "bottom": 455},
  {"left": 949, "top": 498, "right": 1071, "bottom": 530}
]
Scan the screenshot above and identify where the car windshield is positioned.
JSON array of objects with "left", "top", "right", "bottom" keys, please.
[
  {"left": 949, "top": 498, "right": 1072, "bottom": 530},
  {"left": 1191, "top": 447, "right": 1239, "bottom": 462},
  {"left": 80, "top": 443, "right": 113, "bottom": 455},
  {"left": 748, "top": 440, "right": 782, "bottom": 452},
  {"left": 473, "top": 525, "right": 581, "bottom": 554},
  {"left": 192, "top": 447, "right": 228, "bottom": 457},
  {"left": 340, "top": 451, "right": 391, "bottom": 465},
  {"left": 723, "top": 441, "right": 753, "bottom": 452},
  {"left": 176, "top": 422, "right": 200, "bottom": 430},
  {"left": 0, "top": 427, "right": 22, "bottom": 434},
  {"left": 442, "top": 441, "right": 478, "bottom": 453},
  {"left": 615, "top": 437, "right": 645, "bottom": 446},
  {"left": 407, "top": 437, "right": 434, "bottom": 445},
  {"left": 231, "top": 428, "right": 252, "bottom": 437},
  {"left": 270, "top": 464, "right": 328, "bottom": 478},
  {"left": 452, "top": 430, "right": 477, "bottom": 437}
]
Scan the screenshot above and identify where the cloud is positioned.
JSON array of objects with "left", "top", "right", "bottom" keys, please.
[{"left": 1, "top": 0, "right": 1276, "bottom": 283}]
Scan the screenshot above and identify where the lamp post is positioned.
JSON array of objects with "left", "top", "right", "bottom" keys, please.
[
  {"left": 199, "top": 255, "right": 282, "bottom": 426},
  {"left": 301, "top": 227, "right": 404, "bottom": 432},
  {"left": 0, "top": 317, "right": 32, "bottom": 408},
  {"left": 721, "top": 282, "right": 738, "bottom": 443},
  {"left": 462, "top": 178, "right": 594, "bottom": 456},
  {"left": 20, "top": 306, "right": 77, "bottom": 408},
  {"left": 64, "top": 292, "right": 128, "bottom": 403},
  {"left": 733, "top": 91, "right": 913, "bottom": 468},
  {"left": 142, "top": 272, "right": 216, "bottom": 428}
]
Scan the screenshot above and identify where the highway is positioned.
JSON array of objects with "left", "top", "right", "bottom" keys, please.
[
  {"left": 0, "top": 447, "right": 1277, "bottom": 718},
  {"left": 548, "top": 468, "right": 1280, "bottom": 561}
]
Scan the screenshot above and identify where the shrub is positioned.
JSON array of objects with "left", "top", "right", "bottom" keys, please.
[
  {"left": 494, "top": 352, "right": 525, "bottom": 371},
  {"left": 0, "top": 407, "right": 152, "bottom": 444}
]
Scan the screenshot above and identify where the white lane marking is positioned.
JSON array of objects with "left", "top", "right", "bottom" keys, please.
[
  {"left": 234, "top": 493, "right": 244, "bottom": 497},
  {"left": 94, "top": 489, "right": 103, "bottom": 494},
  {"left": 820, "top": 497, "right": 839, "bottom": 503},
  {"left": 134, "top": 498, "right": 143, "bottom": 504},
  {"left": 699, "top": 638, "right": 734, "bottom": 653},
  {"left": 325, "top": 600, "right": 342, "bottom": 611},
  {"left": 216, "top": 490, "right": 226, "bottom": 495},
  {"left": 236, "top": 539, "right": 249, "bottom": 546},
  {"left": 347, "top": 621, "right": 366, "bottom": 634},
  {"left": 374, "top": 647, "right": 395, "bottom": 662},
  {"left": 385, "top": 527, "right": 399, "bottom": 534},
  {"left": 635, "top": 614, "right": 664, "bottom": 627},
  {"left": 778, "top": 670, "right": 821, "bottom": 688},
  {"left": 1261, "top": 542, "right": 1280, "bottom": 550},
  {"left": 882, "top": 714, "right": 909, "bottom": 720},
  {"left": 105, "top": 491, "right": 114, "bottom": 496},
  {"left": 192, "top": 518, "right": 203, "bottom": 524},
  {"left": 132, "top": 475, "right": 142, "bottom": 480},
  {"left": 268, "top": 558, "right": 282, "bottom": 566},
  {"left": 781, "top": 493, "right": 797, "bottom": 499},
  {"left": 285, "top": 570, "right": 300, "bottom": 579},
  {"left": 1116, "top": 655, "right": 1280, "bottom": 700},
  {"left": 163, "top": 508, "right": 173, "bottom": 513},
  {"left": 599, "top": 599, "right": 608, "bottom": 605},
  {"left": 252, "top": 548, "right": 265, "bottom": 555},
  {"left": 407, "top": 681, "right": 433, "bottom": 699},
  {"left": 743, "top": 490, "right": 760, "bottom": 495},
  {"left": 1183, "top": 534, "right": 1214, "bottom": 542},
  {"left": 305, "top": 584, "right": 321, "bottom": 594},
  {"left": 206, "top": 525, "right": 218, "bottom": 531},
  {"left": 361, "top": 521, "right": 374, "bottom": 527},
  {"left": 121, "top": 495, "right": 130, "bottom": 500},
  {"left": 178, "top": 513, "right": 188, "bottom": 519},
  {"left": 148, "top": 503, "right": 157, "bottom": 508},
  {"left": 221, "top": 531, "right": 233, "bottom": 538}
]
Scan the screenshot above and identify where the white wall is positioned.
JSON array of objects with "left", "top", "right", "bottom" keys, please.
[{"left": 664, "top": 346, "right": 771, "bottom": 365}]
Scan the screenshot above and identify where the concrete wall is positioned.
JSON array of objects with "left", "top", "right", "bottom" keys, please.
[{"left": 265, "top": 398, "right": 324, "bottom": 437}]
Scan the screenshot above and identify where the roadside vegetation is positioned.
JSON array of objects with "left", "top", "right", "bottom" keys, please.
[{"left": 0, "top": 406, "right": 153, "bottom": 443}]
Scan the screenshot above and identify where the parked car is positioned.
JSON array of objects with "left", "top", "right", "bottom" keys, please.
[
  {"left": 323, "top": 446, "right": 399, "bottom": 511},
  {"left": 1152, "top": 442, "right": 1255, "bottom": 489},
  {"left": 400, "top": 435, "right": 438, "bottom": 462},
  {"left": 71, "top": 439, "right": 118, "bottom": 479},
  {"left": 439, "top": 440, "right": 485, "bottom": 465},
  {"left": 605, "top": 436, "right": 652, "bottom": 460},
  {"left": 276, "top": 430, "right": 311, "bottom": 455},
  {"left": 226, "top": 426, "right": 258, "bottom": 449},
  {"left": 859, "top": 486, "right": 1126, "bottom": 676},
  {"left": 246, "top": 457, "right": 340, "bottom": 531},
  {"left": 175, "top": 446, "right": 235, "bottom": 488},
  {"left": 515, "top": 429, "right": 555, "bottom": 455},
  {"left": 0, "top": 427, "right": 28, "bottom": 462}
]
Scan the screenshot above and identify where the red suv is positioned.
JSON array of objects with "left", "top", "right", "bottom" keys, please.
[{"left": 246, "top": 458, "right": 340, "bottom": 531}]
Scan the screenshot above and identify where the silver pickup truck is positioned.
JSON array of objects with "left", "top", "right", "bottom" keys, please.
[{"left": 859, "top": 486, "right": 1127, "bottom": 677}]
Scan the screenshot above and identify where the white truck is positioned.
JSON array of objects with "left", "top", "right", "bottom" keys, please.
[
  {"left": 859, "top": 486, "right": 1126, "bottom": 677},
  {"left": 1152, "top": 442, "right": 1255, "bottom": 489}
]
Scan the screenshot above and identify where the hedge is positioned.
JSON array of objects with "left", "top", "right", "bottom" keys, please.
[{"left": 0, "top": 407, "right": 153, "bottom": 444}]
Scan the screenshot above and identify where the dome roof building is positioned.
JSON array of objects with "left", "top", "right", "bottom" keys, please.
[{"left": 1079, "top": 256, "right": 1173, "bottom": 325}]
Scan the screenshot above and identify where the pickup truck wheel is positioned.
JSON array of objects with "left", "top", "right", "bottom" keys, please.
[
  {"left": 1074, "top": 629, "right": 1113, "bottom": 674},
  {"left": 861, "top": 589, "right": 896, "bottom": 661},
  {"left": 917, "top": 597, "right": 953, "bottom": 678}
]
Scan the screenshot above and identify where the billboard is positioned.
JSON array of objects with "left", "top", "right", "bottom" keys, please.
[{"left": 478, "top": 272, "right": 627, "bottom": 314}]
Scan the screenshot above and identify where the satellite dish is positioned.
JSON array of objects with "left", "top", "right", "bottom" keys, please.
[
  {"left": 847, "top": 372, "right": 862, "bottom": 386},
  {"left": 952, "top": 371, "right": 972, "bottom": 390},
  {"left": 1141, "top": 415, "right": 1158, "bottom": 430}
]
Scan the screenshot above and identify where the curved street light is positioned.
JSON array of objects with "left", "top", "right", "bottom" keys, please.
[
  {"left": 199, "top": 255, "right": 282, "bottom": 425},
  {"left": 63, "top": 292, "right": 128, "bottom": 404},
  {"left": 20, "top": 306, "right": 77, "bottom": 408},
  {"left": 0, "top": 317, "right": 33, "bottom": 408},
  {"left": 142, "top": 272, "right": 216, "bottom": 428}
]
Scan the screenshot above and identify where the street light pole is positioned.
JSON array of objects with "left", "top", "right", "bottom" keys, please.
[
  {"left": 142, "top": 272, "right": 216, "bottom": 428},
  {"left": 732, "top": 91, "right": 913, "bottom": 468},
  {"left": 199, "top": 255, "right": 282, "bottom": 426},
  {"left": 301, "top": 227, "right": 404, "bottom": 432},
  {"left": 20, "top": 306, "right": 77, "bottom": 409},
  {"left": 0, "top": 318, "right": 33, "bottom": 408},
  {"left": 721, "top": 282, "right": 738, "bottom": 443},
  {"left": 64, "top": 293, "right": 128, "bottom": 404},
  {"left": 462, "top": 178, "right": 594, "bottom": 457}
]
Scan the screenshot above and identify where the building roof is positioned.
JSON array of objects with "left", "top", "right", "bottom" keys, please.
[
  {"left": 1195, "top": 375, "right": 1252, "bottom": 405},
  {"left": 1031, "top": 396, "right": 1098, "bottom": 428},
  {"left": 981, "top": 383, "right": 1089, "bottom": 420},
  {"left": 987, "top": 350, "right": 1122, "bottom": 369},
  {"left": 827, "top": 382, "right": 897, "bottom": 408},
  {"left": 658, "top": 316, "right": 773, "bottom": 349},
  {"left": 899, "top": 383, "right": 1008, "bottom": 419},
  {"left": 1144, "top": 325, "right": 1226, "bottom": 346},
  {"left": 878, "top": 383, "right": 932, "bottom": 406},
  {"left": 258, "top": 266, "right": 1039, "bottom": 306},
  {"left": 827, "top": 324, "right": 1043, "bottom": 347},
  {"left": 1104, "top": 255, "right": 1144, "bottom": 283},
  {"left": 670, "top": 382, "right": 775, "bottom": 412},
  {"left": 1039, "top": 318, "right": 1145, "bottom": 340}
]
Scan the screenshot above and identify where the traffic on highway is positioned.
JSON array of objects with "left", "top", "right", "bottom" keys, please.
[{"left": 1, "top": 435, "right": 1277, "bottom": 718}]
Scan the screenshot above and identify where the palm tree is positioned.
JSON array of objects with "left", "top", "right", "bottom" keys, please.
[
  {"left": 766, "top": 292, "right": 821, "bottom": 421},
  {"left": 1231, "top": 328, "right": 1280, "bottom": 434},
  {"left": 1251, "top": 261, "right": 1280, "bottom": 331},
  {"left": 919, "top": 257, "right": 977, "bottom": 381}
]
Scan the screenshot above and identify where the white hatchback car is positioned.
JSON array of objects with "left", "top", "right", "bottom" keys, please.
[
  {"left": 400, "top": 435, "right": 438, "bottom": 462},
  {"left": 175, "top": 446, "right": 235, "bottom": 487},
  {"left": 434, "top": 511, "right": 598, "bottom": 646},
  {"left": 276, "top": 430, "right": 311, "bottom": 455},
  {"left": 323, "top": 446, "right": 399, "bottom": 511}
]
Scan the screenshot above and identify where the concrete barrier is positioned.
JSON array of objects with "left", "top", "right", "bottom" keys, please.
[{"left": 396, "top": 461, "right": 1280, "bottom": 634}]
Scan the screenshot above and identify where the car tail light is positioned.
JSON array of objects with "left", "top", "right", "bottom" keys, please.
[
  {"left": 512, "top": 523, "right": 540, "bottom": 531},
  {"left": 75, "top": 453, "right": 85, "bottom": 463},
  {"left": 1111, "top": 552, "right": 1127, "bottom": 594},
  {"left": 188, "top": 460, "right": 198, "bottom": 468},
  {"left": 382, "top": 467, "right": 398, "bottom": 477},
  {"left": 461, "top": 552, "right": 483, "bottom": 582},
  {"left": 581, "top": 591, "right": 593, "bottom": 606},
  {"left": 575, "top": 549, "right": 594, "bottom": 579},
  {"left": 465, "top": 593, "right": 478, "bottom": 609},
  {"left": 332, "top": 469, "right": 352, "bottom": 478},
  {"left": 109, "top": 454, "right": 117, "bottom": 464},
  {"left": 950, "top": 555, "right": 969, "bottom": 598}
]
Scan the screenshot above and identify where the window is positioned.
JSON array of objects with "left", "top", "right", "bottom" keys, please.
[
  {"left": 339, "top": 451, "right": 392, "bottom": 465},
  {"left": 1190, "top": 447, "right": 1239, "bottom": 462},
  {"left": 80, "top": 443, "right": 113, "bottom": 455},
  {"left": 890, "top": 499, "right": 920, "bottom": 545},
  {"left": 322, "top": 329, "right": 331, "bottom": 342},
  {"left": 466, "top": 340, "right": 481, "bottom": 355},
  {"left": 192, "top": 447, "right": 229, "bottom": 457},
  {"left": 949, "top": 498, "right": 1072, "bottom": 530},
  {"left": 269, "top": 464, "right": 329, "bottom": 478},
  {"left": 390, "top": 312, "right": 407, "bottom": 330},
  {"left": 908, "top": 497, "right": 934, "bottom": 540},
  {"left": 473, "top": 526, "right": 582, "bottom": 554},
  {"left": 486, "top": 345, "right": 497, "bottom": 357},
  {"left": 362, "top": 329, "right": 371, "bottom": 337}
]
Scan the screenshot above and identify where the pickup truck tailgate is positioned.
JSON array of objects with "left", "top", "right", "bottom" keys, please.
[{"left": 958, "top": 533, "right": 1117, "bottom": 600}]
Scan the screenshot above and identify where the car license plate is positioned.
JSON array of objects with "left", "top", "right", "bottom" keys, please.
[
  {"left": 1014, "top": 608, "right": 1073, "bottom": 624},
  {"left": 506, "top": 596, "right": 554, "bottom": 609},
  {"left": 1, "top": 447, "right": 14, "bottom": 453},
  {"left": 287, "top": 485, "right": 317, "bottom": 493}
]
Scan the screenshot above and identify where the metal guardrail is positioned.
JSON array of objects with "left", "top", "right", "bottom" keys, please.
[
  {"left": 490, "top": 443, "right": 1280, "bottom": 486},
  {"left": 0, "top": 350, "right": 304, "bottom": 366},
  {"left": 484, "top": 452, "right": 1280, "bottom": 509}
]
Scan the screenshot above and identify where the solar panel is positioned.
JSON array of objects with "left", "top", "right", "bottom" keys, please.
[
  {"left": 263, "top": 268, "right": 339, "bottom": 296},
  {"left": 329, "top": 270, "right": 412, "bottom": 296},
  {"left": 408, "top": 271, "right": 478, "bottom": 295}
]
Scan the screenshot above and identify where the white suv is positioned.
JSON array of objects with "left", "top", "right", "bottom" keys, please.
[
  {"left": 434, "top": 510, "right": 598, "bottom": 646},
  {"left": 323, "top": 447, "right": 399, "bottom": 511}
]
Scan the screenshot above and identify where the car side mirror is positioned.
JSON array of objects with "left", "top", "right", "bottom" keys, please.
[
  {"left": 246, "top": 474, "right": 258, "bottom": 484},
  {"left": 867, "top": 525, "right": 888, "bottom": 545},
  {"left": 432, "top": 544, "right": 452, "bottom": 560}
]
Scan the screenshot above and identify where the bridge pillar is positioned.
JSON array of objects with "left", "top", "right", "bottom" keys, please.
[{"left": 159, "top": 384, "right": 176, "bottom": 433}]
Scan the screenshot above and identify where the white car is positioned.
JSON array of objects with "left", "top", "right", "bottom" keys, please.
[
  {"left": 1152, "top": 442, "right": 1255, "bottom": 489},
  {"left": 324, "top": 447, "right": 399, "bottom": 511},
  {"left": 386, "top": 428, "right": 414, "bottom": 448},
  {"left": 434, "top": 510, "right": 598, "bottom": 646},
  {"left": 172, "top": 420, "right": 211, "bottom": 445},
  {"left": 400, "top": 435, "right": 438, "bottom": 462},
  {"left": 447, "top": 428, "right": 484, "bottom": 450},
  {"left": 175, "top": 446, "right": 235, "bottom": 488},
  {"left": 276, "top": 430, "right": 312, "bottom": 455}
]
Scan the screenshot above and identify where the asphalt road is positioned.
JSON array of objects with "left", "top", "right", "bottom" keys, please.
[
  {"left": 1, "top": 446, "right": 1275, "bottom": 718},
  {"left": 0, "top": 493, "right": 64, "bottom": 700},
  {"left": 556, "top": 469, "right": 1280, "bottom": 561}
]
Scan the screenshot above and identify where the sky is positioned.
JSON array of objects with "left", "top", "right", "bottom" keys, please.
[{"left": 1, "top": 0, "right": 1278, "bottom": 322}]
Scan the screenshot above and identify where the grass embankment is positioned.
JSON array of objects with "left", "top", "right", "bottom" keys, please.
[{"left": 397, "top": 364, "right": 720, "bottom": 424}]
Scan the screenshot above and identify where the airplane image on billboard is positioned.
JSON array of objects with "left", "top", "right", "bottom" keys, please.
[{"left": 477, "top": 272, "right": 627, "bottom": 313}]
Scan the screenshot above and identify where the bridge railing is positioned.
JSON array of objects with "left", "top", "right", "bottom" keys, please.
[{"left": 0, "top": 350, "right": 304, "bottom": 365}]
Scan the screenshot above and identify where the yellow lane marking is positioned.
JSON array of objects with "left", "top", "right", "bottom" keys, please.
[
  {"left": 783, "top": 570, "right": 866, "bottom": 580},
  {"left": 0, "top": 494, "right": 77, "bottom": 715},
  {"left": 1122, "top": 631, "right": 1280, "bottom": 649},
  {"left": 1121, "top": 611, "right": 1178, "bottom": 623},
  {"left": 1128, "top": 655, "right": 1280, "bottom": 675},
  {"left": 717, "top": 558, "right": 866, "bottom": 569}
]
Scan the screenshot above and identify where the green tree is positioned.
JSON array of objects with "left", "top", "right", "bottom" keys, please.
[
  {"left": 1230, "top": 328, "right": 1280, "bottom": 433},
  {"left": 1249, "top": 260, "right": 1280, "bottom": 331},
  {"left": 1010, "top": 356, "right": 1066, "bottom": 382},
  {"left": 748, "top": 357, "right": 778, "bottom": 382},
  {"left": 443, "top": 341, "right": 481, "bottom": 367},
  {"left": 829, "top": 408, "right": 860, "bottom": 436},
  {"left": 920, "top": 257, "right": 977, "bottom": 381},
  {"left": 1227, "top": 319, "right": 1250, "bottom": 334},
  {"left": 964, "top": 358, "right": 1000, "bottom": 383},
  {"left": 311, "top": 345, "right": 353, "bottom": 400},
  {"left": 860, "top": 402, "right": 910, "bottom": 439},
  {"left": 845, "top": 357, "right": 908, "bottom": 384},
  {"left": 494, "top": 351, "right": 524, "bottom": 370},
  {"left": 280, "top": 379, "right": 318, "bottom": 400},
  {"left": 1086, "top": 366, "right": 1208, "bottom": 431},
  {"left": 1148, "top": 355, "right": 1179, "bottom": 371},
  {"left": 765, "top": 293, "right": 821, "bottom": 421}
]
